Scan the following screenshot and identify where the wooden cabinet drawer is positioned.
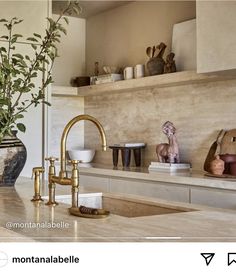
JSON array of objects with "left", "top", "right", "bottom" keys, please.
[{"left": 191, "top": 188, "right": 236, "bottom": 209}]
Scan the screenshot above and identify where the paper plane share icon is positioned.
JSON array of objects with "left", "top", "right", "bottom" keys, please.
[{"left": 201, "top": 253, "right": 215, "bottom": 266}]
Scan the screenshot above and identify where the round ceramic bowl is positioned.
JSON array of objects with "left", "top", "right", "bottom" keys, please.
[{"left": 68, "top": 149, "right": 95, "bottom": 163}]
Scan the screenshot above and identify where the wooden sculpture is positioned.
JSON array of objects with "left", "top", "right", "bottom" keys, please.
[
  {"left": 164, "top": 52, "right": 176, "bottom": 73},
  {"left": 156, "top": 121, "right": 180, "bottom": 163}
]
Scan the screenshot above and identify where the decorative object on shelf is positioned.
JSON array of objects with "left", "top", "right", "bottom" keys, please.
[
  {"left": 209, "top": 155, "right": 225, "bottom": 175},
  {"left": 70, "top": 76, "right": 90, "bottom": 87},
  {"left": 103, "top": 66, "right": 120, "bottom": 74},
  {"left": 219, "top": 154, "right": 236, "bottom": 175},
  {"left": 68, "top": 148, "right": 95, "bottom": 163},
  {"left": 91, "top": 73, "right": 124, "bottom": 85},
  {"left": 0, "top": 131, "right": 27, "bottom": 186},
  {"left": 94, "top": 61, "right": 99, "bottom": 76},
  {"left": 134, "top": 64, "right": 145, "bottom": 78},
  {"left": 204, "top": 128, "right": 236, "bottom": 177},
  {"left": 164, "top": 52, "right": 176, "bottom": 73},
  {"left": 229, "top": 161, "right": 236, "bottom": 176},
  {"left": 90, "top": 61, "right": 100, "bottom": 85},
  {"left": 0, "top": 1, "right": 81, "bottom": 186},
  {"left": 146, "top": 42, "right": 166, "bottom": 76},
  {"left": 148, "top": 162, "right": 191, "bottom": 173},
  {"left": 204, "top": 129, "right": 225, "bottom": 173},
  {"left": 220, "top": 129, "right": 236, "bottom": 155},
  {"left": 123, "top": 67, "right": 134, "bottom": 80},
  {"left": 109, "top": 143, "right": 146, "bottom": 167},
  {"left": 156, "top": 121, "right": 180, "bottom": 163}
]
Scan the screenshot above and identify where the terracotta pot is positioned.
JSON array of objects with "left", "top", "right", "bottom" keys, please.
[
  {"left": 0, "top": 131, "right": 27, "bottom": 186},
  {"left": 209, "top": 155, "right": 225, "bottom": 175}
]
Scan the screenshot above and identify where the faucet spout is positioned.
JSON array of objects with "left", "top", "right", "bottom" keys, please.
[
  {"left": 46, "top": 114, "right": 107, "bottom": 210},
  {"left": 59, "top": 114, "right": 107, "bottom": 178}
]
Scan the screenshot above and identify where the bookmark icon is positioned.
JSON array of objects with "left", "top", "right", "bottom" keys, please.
[
  {"left": 201, "top": 253, "right": 215, "bottom": 266},
  {"left": 228, "top": 253, "right": 236, "bottom": 266}
]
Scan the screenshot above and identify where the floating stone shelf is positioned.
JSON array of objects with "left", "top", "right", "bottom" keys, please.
[{"left": 52, "top": 70, "right": 236, "bottom": 97}]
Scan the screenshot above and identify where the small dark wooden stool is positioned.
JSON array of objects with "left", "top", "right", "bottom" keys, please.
[{"left": 109, "top": 145, "right": 145, "bottom": 167}]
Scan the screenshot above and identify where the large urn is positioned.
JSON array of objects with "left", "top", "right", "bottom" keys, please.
[{"left": 0, "top": 131, "right": 27, "bottom": 186}]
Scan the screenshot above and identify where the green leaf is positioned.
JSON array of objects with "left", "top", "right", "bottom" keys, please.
[
  {"left": 15, "top": 114, "right": 24, "bottom": 119},
  {"left": 16, "top": 123, "right": 26, "bottom": 133},
  {"left": 0, "top": 35, "right": 8, "bottom": 40},
  {"left": 33, "top": 33, "right": 41, "bottom": 39},
  {"left": 47, "top": 17, "right": 56, "bottom": 29},
  {"left": 12, "top": 53, "right": 24, "bottom": 59},
  {"left": 43, "top": 101, "right": 51, "bottom": 106},
  {"left": 13, "top": 19, "right": 23, "bottom": 25},
  {"left": 72, "top": 6, "right": 81, "bottom": 15},
  {"left": 0, "top": 98, "right": 9, "bottom": 106},
  {"left": 30, "top": 72, "right": 37, "bottom": 78},
  {"left": 11, "top": 37, "right": 17, "bottom": 43},
  {"left": 58, "top": 25, "right": 67, "bottom": 35},
  {"left": 0, "top": 47, "right": 7, "bottom": 52},
  {"left": 12, "top": 34, "right": 23, "bottom": 38},
  {"left": 31, "top": 44, "right": 37, "bottom": 50},
  {"left": 27, "top": 37, "right": 38, "bottom": 43},
  {"left": 63, "top": 17, "right": 69, "bottom": 24}
]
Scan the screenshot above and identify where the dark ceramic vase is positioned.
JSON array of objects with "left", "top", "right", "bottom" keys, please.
[
  {"left": 147, "top": 57, "right": 165, "bottom": 76},
  {"left": 219, "top": 154, "right": 236, "bottom": 174},
  {"left": 0, "top": 131, "right": 27, "bottom": 186}
]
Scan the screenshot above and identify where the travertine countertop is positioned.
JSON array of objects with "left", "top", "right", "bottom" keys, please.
[
  {"left": 0, "top": 176, "right": 235, "bottom": 242},
  {"left": 76, "top": 163, "right": 236, "bottom": 191}
]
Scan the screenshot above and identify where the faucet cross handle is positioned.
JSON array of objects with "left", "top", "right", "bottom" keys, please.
[
  {"left": 68, "top": 159, "right": 81, "bottom": 169},
  {"left": 45, "top": 157, "right": 59, "bottom": 166}
]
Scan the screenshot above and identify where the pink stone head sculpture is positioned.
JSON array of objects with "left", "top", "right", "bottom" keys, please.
[{"left": 156, "top": 121, "right": 180, "bottom": 163}]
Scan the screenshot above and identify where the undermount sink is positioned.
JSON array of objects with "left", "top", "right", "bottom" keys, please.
[{"left": 55, "top": 193, "right": 196, "bottom": 218}]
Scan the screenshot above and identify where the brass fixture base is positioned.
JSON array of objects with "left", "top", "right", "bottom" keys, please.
[
  {"left": 69, "top": 207, "right": 110, "bottom": 218},
  {"left": 45, "top": 201, "right": 59, "bottom": 206},
  {"left": 31, "top": 196, "right": 44, "bottom": 202}
]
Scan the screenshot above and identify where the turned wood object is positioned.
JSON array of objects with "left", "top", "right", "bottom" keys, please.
[{"left": 164, "top": 52, "right": 176, "bottom": 73}]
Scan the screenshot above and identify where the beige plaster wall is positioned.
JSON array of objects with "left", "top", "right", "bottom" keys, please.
[
  {"left": 86, "top": 1, "right": 196, "bottom": 76},
  {"left": 52, "top": 15, "right": 86, "bottom": 86},
  {"left": 50, "top": 95, "right": 85, "bottom": 158},
  {"left": 197, "top": 0, "right": 236, "bottom": 73},
  {"left": 84, "top": 79, "right": 236, "bottom": 171}
]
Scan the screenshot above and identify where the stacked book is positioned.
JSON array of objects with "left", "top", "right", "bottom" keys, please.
[
  {"left": 148, "top": 162, "right": 191, "bottom": 173},
  {"left": 90, "top": 74, "right": 124, "bottom": 85}
]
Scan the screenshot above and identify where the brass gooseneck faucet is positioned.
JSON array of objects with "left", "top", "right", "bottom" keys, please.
[{"left": 45, "top": 114, "right": 107, "bottom": 211}]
